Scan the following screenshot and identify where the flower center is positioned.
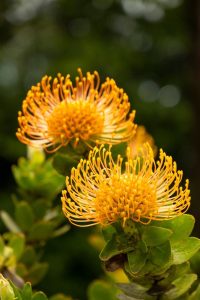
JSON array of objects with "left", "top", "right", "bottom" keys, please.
[
  {"left": 47, "top": 100, "right": 105, "bottom": 145},
  {"left": 95, "top": 173, "right": 158, "bottom": 224}
]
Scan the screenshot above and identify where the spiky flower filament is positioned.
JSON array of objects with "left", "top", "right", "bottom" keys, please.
[
  {"left": 61, "top": 144, "right": 190, "bottom": 227},
  {"left": 16, "top": 69, "right": 136, "bottom": 152}
]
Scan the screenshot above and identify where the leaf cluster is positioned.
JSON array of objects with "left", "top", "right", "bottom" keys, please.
[
  {"left": 99, "top": 215, "right": 200, "bottom": 299},
  {"left": 0, "top": 150, "right": 69, "bottom": 288},
  {"left": 0, "top": 275, "right": 72, "bottom": 300}
]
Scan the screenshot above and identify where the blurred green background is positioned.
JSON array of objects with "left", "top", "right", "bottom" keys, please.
[{"left": 0, "top": 0, "right": 200, "bottom": 299}]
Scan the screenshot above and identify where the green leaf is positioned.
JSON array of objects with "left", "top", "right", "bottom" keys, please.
[
  {"left": 149, "top": 241, "right": 172, "bottom": 267},
  {"left": 8, "top": 234, "right": 25, "bottom": 259},
  {"left": 151, "top": 215, "right": 195, "bottom": 242},
  {"left": 21, "top": 282, "right": 32, "bottom": 300},
  {"left": 7, "top": 280, "right": 21, "bottom": 300},
  {"left": 32, "top": 292, "right": 48, "bottom": 300},
  {"left": 0, "top": 236, "right": 5, "bottom": 255},
  {"left": 28, "top": 221, "right": 54, "bottom": 241},
  {"left": 102, "top": 225, "right": 116, "bottom": 242},
  {"left": 15, "top": 202, "right": 34, "bottom": 231},
  {"left": 127, "top": 258, "right": 153, "bottom": 277},
  {"left": 117, "top": 282, "right": 154, "bottom": 300},
  {"left": 13, "top": 157, "right": 64, "bottom": 200},
  {"left": 20, "top": 246, "right": 37, "bottom": 267},
  {"left": 190, "top": 250, "right": 200, "bottom": 275},
  {"left": 142, "top": 226, "right": 172, "bottom": 247},
  {"left": 99, "top": 239, "right": 122, "bottom": 261},
  {"left": 159, "top": 262, "right": 190, "bottom": 288},
  {"left": 0, "top": 211, "right": 21, "bottom": 233},
  {"left": 16, "top": 263, "right": 28, "bottom": 277},
  {"left": 171, "top": 237, "right": 200, "bottom": 264},
  {"left": 162, "top": 274, "right": 197, "bottom": 300},
  {"left": 188, "top": 284, "right": 200, "bottom": 300},
  {"left": 32, "top": 200, "right": 49, "bottom": 220},
  {"left": 127, "top": 248, "right": 147, "bottom": 273},
  {"left": 34, "top": 160, "right": 65, "bottom": 198},
  {"left": 52, "top": 151, "right": 81, "bottom": 176},
  {"left": 26, "top": 263, "right": 48, "bottom": 285},
  {"left": 88, "top": 280, "right": 117, "bottom": 300},
  {"left": 0, "top": 274, "right": 15, "bottom": 300},
  {"left": 99, "top": 234, "right": 135, "bottom": 261},
  {"left": 138, "top": 240, "right": 148, "bottom": 254}
]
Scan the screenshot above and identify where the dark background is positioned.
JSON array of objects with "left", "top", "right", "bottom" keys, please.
[{"left": 0, "top": 0, "right": 200, "bottom": 299}]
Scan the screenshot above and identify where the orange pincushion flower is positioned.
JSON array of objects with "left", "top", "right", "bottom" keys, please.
[
  {"left": 61, "top": 144, "right": 190, "bottom": 227},
  {"left": 128, "top": 125, "right": 157, "bottom": 158},
  {"left": 17, "top": 69, "right": 136, "bottom": 152}
]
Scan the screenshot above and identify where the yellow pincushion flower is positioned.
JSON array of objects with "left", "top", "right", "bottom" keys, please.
[
  {"left": 128, "top": 125, "right": 157, "bottom": 158},
  {"left": 17, "top": 69, "right": 136, "bottom": 152},
  {"left": 61, "top": 144, "right": 190, "bottom": 227}
]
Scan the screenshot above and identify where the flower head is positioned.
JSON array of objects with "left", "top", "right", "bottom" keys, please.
[
  {"left": 128, "top": 125, "right": 157, "bottom": 158},
  {"left": 62, "top": 144, "right": 190, "bottom": 227},
  {"left": 17, "top": 69, "right": 136, "bottom": 152}
]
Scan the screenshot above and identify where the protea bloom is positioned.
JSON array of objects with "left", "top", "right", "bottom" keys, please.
[
  {"left": 128, "top": 125, "right": 157, "bottom": 158},
  {"left": 61, "top": 144, "right": 190, "bottom": 227},
  {"left": 17, "top": 69, "right": 136, "bottom": 152}
]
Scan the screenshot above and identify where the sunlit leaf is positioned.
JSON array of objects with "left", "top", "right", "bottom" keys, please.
[
  {"left": 28, "top": 221, "right": 54, "bottom": 241},
  {"left": 100, "top": 234, "right": 135, "bottom": 261},
  {"left": 142, "top": 226, "right": 172, "bottom": 247},
  {"left": 151, "top": 215, "right": 195, "bottom": 242},
  {"left": 127, "top": 248, "right": 147, "bottom": 273},
  {"left": 8, "top": 233, "right": 25, "bottom": 259},
  {"left": 88, "top": 280, "right": 117, "bottom": 300},
  {"left": 15, "top": 202, "right": 34, "bottom": 231},
  {"left": 171, "top": 237, "right": 200, "bottom": 264},
  {"left": 32, "top": 292, "right": 48, "bottom": 300},
  {"left": 162, "top": 274, "right": 197, "bottom": 299}
]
